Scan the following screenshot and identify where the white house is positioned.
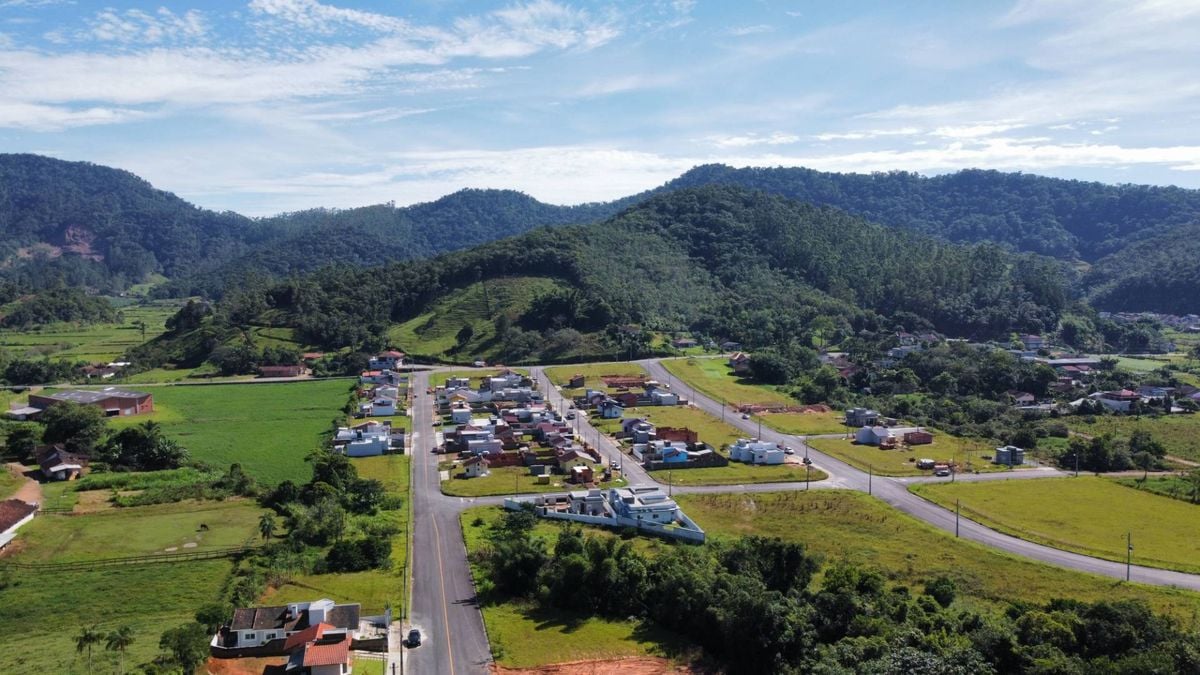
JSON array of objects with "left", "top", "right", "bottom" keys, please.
[
  {"left": 370, "top": 397, "right": 396, "bottom": 416},
  {"left": 598, "top": 399, "right": 624, "bottom": 419},
  {"left": 221, "top": 598, "right": 360, "bottom": 649},
  {"left": 649, "top": 389, "right": 679, "bottom": 406},
  {"left": 854, "top": 426, "right": 920, "bottom": 446},
  {"left": 728, "top": 438, "right": 785, "bottom": 465},
  {"left": 466, "top": 437, "right": 504, "bottom": 456},
  {"left": 609, "top": 486, "right": 684, "bottom": 525},
  {"left": 463, "top": 455, "right": 490, "bottom": 478},
  {"left": 450, "top": 404, "right": 472, "bottom": 424},
  {"left": 334, "top": 422, "right": 391, "bottom": 457},
  {"left": 368, "top": 350, "right": 405, "bottom": 370}
]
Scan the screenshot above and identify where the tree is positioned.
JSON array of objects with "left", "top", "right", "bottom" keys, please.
[
  {"left": 100, "top": 421, "right": 188, "bottom": 470},
  {"left": 194, "top": 603, "right": 231, "bottom": 633},
  {"left": 258, "top": 513, "right": 277, "bottom": 541},
  {"left": 1133, "top": 451, "right": 1157, "bottom": 482},
  {"left": 105, "top": 625, "right": 135, "bottom": 675},
  {"left": 41, "top": 403, "right": 107, "bottom": 453},
  {"left": 455, "top": 324, "right": 475, "bottom": 348},
  {"left": 925, "top": 575, "right": 957, "bottom": 608},
  {"left": 1188, "top": 468, "right": 1200, "bottom": 504},
  {"left": 4, "top": 426, "right": 39, "bottom": 462},
  {"left": 158, "top": 622, "right": 209, "bottom": 675},
  {"left": 75, "top": 624, "right": 102, "bottom": 673}
]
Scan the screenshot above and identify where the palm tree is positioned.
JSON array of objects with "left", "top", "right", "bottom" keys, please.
[
  {"left": 105, "top": 626, "right": 135, "bottom": 674},
  {"left": 259, "top": 513, "right": 276, "bottom": 541},
  {"left": 75, "top": 624, "right": 102, "bottom": 673}
]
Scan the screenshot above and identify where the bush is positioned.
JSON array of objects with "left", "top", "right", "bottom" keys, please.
[
  {"left": 924, "top": 575, "right": 957, "bottom": 608},
  {"left": 325, "top": 538, "right": 392, "bottom": 572}
]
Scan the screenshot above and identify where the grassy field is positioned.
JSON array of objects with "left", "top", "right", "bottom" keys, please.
[
  {"left": 544, "top": 362, "right": 648, "bottom": 395},
  {"left": 352, "top": 658, "right": 387, "bottom": 675},
  {"left": 652, "top": 462, "right": 827, "bottom": 486},
  {"left": 265, "top": 454, "right": 411, "bottom": 614},
  {"left": 0, "top": 560, "right": 234, "bottom": 674},
  {"left": 808, "top": 437, "right": 1006, "bottom": 477},
  {"left": 0, "top": 465, "right": 24, "bottom": 499},
  {"left": 594, "top": 405, "right": 745, "bottom": 450},
  {"left": 106, "top": 380, "right": 352, "bottom": 484},
  {"left": 12, "top": 499, "right": 264, "bottom": 562},
  {"left": 390, "top": 277, "right": 565, "bottom": 362},
  {"left": 441, "top": 463, "right": 572, "bottom": 497},
  {"left": 661, "top": 357, "right": 795, "bottom": 407},
  {"left": 1069, "top": 414, "right": 1200, "bottom": 462},
  {"left": 677, "top": 491, "right": 1200, "bottom": 618},
  {"left": 0, "top": 301, "right": 180, "bottom": 363},
  {"left": 429, "top": 367, "right": 528, "bottom": 390},
  {"left": 758, "top": 410, "right": 848, "bottom": 435},
  {"left": 1113, "top": 474, "right": 1200, "bottom": 503},
  {"left": 460, "top": 507, "right": 686, "bottom": 669},
  {"left": 911, "top": 477, "right": 1200, "bottom": 573},
  {"left": 1110, "top": 355, "right": 1172, "bottom": 373}
]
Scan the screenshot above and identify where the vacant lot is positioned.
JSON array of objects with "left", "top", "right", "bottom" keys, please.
[
  {"left": 661, "top": 357, "right": 795, "bottom": 407},
  {"left": 545, "top": 362, "right": 648, "bottom": 395},
  {"left": 678, "top": 491, "right": 1200, "bottom": 617},
  {"left": 266, "top": 454, "right": 411, "bottom": 615},
  {"left": 758, "top": 410, "right": 847, "bottom": 435},
  {"left": 911, "top": 477, "right": 1200, "bottom": 573},
  {"left": 460, "top": 507, "right": 685, "bottom": 669},
  {"left": 442, "top": 463, "right": 575, "bottom": 497},
  {"left": 106, "top": 380, "right": 352, "bottom": 484},
  {"left": 808, "top": 437, "right": 1005, "bottom": 476},
  {"left": 0, "top": 560, "right": 233, "bottom": 674},
  {"left": 1069, "top": 414, "right": 1200, "bottom": 462},
  {"left": 651, "top": 462, "right": 827, "bottom": 487},
  {"left": 594, "top": 405, "right": 744, "bottom": 451},
  {"left": 12, "top": 498, "right": 263, "bottom": 562}
]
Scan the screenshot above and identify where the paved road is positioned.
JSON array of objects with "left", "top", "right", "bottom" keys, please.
[
  {"left": 640, "top": 358, "right": 1200, "bottom": 590},
  {"left": 406, "top": 370, "right": 492, "bottom": 675}
]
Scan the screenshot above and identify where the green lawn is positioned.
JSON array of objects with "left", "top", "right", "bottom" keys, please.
[
  {"left": 441, "top": 463, "right": 626, "bottom": 497},
  {"left": 911, "top": 477, "right": 1200, "bottom": 574},
  {"left": 544, "top": 362, "right": 648, "bottom": 395},
  {"left": 661, "top": 356, "right": 796, "bottom": 408},
  {"left": 106, "top": 380, "right": 353, "bottom": 484},
  {"left": 677, "top": 491, "right": 1200, "bottom": 618},
  {"left": 352, "top": 658, "right": 387, "bottom": 675},
  {"left": 0, "top": 301, "right": 180, "bottom": 363},
  {"left": 652, "top": 462, "right": 827, "bottom": 486},
  {"left": 0, "top": 560, "right": 234, "bottom": 674},
  {"left": 808, "top": 437, "right": 1007, "bottom": 477},
  {"left": 11, "top": 498, "right": 264, "bottom": 562},
  {"left": 757, "top": 410, "right": 848, "bottom": 435},
  {"left": 1069, "top": 413, "right": 1200, "bottom": 462},
  {"left": 460, "top": 507, "right": 686, "bottom": 669},
  {"left": 0, "top": 465, "right": 24, "bottom": 499},
  {"left": 1113, "top": 474, "right": 1200, "bottom": 503},
  {"left": 1110, "top": 355, "right": 1172, "bottom": 373},
  {"left": 267, "top": 454, "right": 411, "bottom": 615}
]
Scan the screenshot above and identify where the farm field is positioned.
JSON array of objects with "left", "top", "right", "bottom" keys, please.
[
  {"left": 910, "top": 477, "right": 1200, "bottom": 574},
  {"left": 265, "top": 454, "right": 410, "bottom": 615},
  {"left": 808, "top": 437, "right": 1008, "bottom": 477},
  {"left": 1108, "top": 355, "right": 1171, "bottom": 373},
  {"left": 0, "top": 301, "right": 179, "bottom": 363},
  {"left": 429, "top": 367, "right": 527, "bottom": 390},
  {"left": 460, "top": 507, "right": 686, "bottom": 669},
  {"left": 661, "top": 356, "right": 795, "bottom": 407},
  {"left": 544, "top": 362, "right": 648, "bottom": 395},
  {"left": 0, "top": 560, "right": 233, "bottom": 674},
  {"left": 677, "top": 491, "right": 1200, "bottom": 617},
  {"left": 11, "top": 498, "right": 264, "bottom": 562},
  {"left": 390, "top": 277, "right": 565, "bottom": 362},
  {"left": 106, "top": 380, "right": 352, "bottom": 484},
  {"left": 1069, "top": 413, "right": 1200, "bottom": 462}
]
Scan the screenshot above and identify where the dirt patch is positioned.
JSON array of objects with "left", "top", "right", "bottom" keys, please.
[
  {"left": 204, "top": 656, "right": 287, "bottom": 675},
  {"left": 493, "top": 657, "right": 692, "bottom": 675},
  {"left": 5, "top": 463, "right": 42, "bottom": 504}
]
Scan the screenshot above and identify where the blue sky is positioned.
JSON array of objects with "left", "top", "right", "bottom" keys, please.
[{"left": 1, "top": 0, "right": 1198, "bottom": 215}]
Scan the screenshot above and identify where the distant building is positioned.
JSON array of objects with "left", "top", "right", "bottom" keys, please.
[
  {"left": 463, "top": 455, "right": 490, "bottom": 478},
  {"left": 258, "top": 364, "right": 306, "bottom": 378},
  {"left": 28, "top": 388, "right": 153, "bottom": 417},
  {"left": 368, "top": 350, "right": 405, "bottom": 370},
  {"left": 1019, "top": 334, "right": 1046, "bottom": 350},
  {"left": 994, "top": 445, "right": 1026, "bottom": 466},
  {"left": 671, "top": 337, "right": 698, "bottom": 349},
  {"left": 845, "top": 407, "right": 880, "bottom": 427}
]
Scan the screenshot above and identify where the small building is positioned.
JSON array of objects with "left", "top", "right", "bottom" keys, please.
[
  {"left": 903, "top": 430, "right": 934, "bottom": 446},
  {"left": 569, "top": 464, "right": 594, "bottom": 484},
  {"left": 258, "top": 364, "right": 306, "bottom": 378},
  {"left": 28, "top": 387, "right": 153, "bottom": 417},
  {"left": 728, "top": 352, "right": 751, "bottom": 374},
  {"left": 1093, "top": 389, "right": 1140, "bottom": 412},
  {"left": 671, "top": 337, "right": 698, "bottom": 349},
  {"left": 368, "top": 350, "right": 405, "bottom": 371},
  {"left": 845, "top": 407, "right": 880, "bottom": 428},
  {"left": 333, "top": 422, "right": 392, "bottom": 457},
  {"left": 37, "top": 446, "right": 88, "bottom": 481},
  {"left": 721, "top": 341, "right": 743, "bottom": 352},
  {"left": 450, "top": 404, "right": 472, "bottom": 424},
  {"left": 649, "top": 389, "right": 679, "bottom": 406},
  {"left": 1019, "top": 334, "right": 1046, "bottom": 351},
  {"left": 557, "top": 449, "right": 591, "bottom": 472},
  {"left": 370, "top": 397, "right": 396, "bottom": 416},
  {"left": 285, "top": 627, "right": 353, "bottom": 675},
  {"left": 463, "top": 455, "right": 490, "bottom": 478},
  {"left": 994, "top": 445, "right": 1026, "bottom": 466},
  {"left": 728, "top": 438, "right": 785, "bottom": 465},
  {"left": 855, "top": 426, "right": 922, "bottom": 447},
  {"left": 598, "top": 399, "right": 624, "bottom": 419},
  {"left": 1007, "top": 390, "right": 1036, "bottom": 405},
  {"left": 0, "top": 498, "right": 37, "bottom": 550},
  {"left": 567, "top": 374, "right": 586, "bottom": 389}
]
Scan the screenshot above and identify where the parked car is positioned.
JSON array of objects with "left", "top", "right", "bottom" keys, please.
[
  {"left": 934, "top": 468, "right": 951, "bottom": 477},
  {"left": 407, "top": 628, "right": 422, "bottom": 647},
  {"left": 741, "top": 413, "right": 750, "bottom": 419},
  {"left": 784, "top": 447, "right": 795, "bottom": 455},
  {"left": 566, "top": 413, "right": 576, "bottom": 420}
]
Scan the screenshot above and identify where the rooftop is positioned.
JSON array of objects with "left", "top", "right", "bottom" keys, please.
[{"left": 38, "top": 388, "right": 150, "bottom": 404}]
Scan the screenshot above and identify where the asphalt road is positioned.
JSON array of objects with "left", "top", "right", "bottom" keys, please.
[{"left": 406, "top": 370, "right": 492, "bottom": 675}]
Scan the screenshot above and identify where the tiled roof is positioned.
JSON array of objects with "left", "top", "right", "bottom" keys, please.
[
  {"left": 283, "top": 622, "right": 331, "bottom": 651},
  {"left": 303, "top": 634, "right": 352, "bottom": 666}
]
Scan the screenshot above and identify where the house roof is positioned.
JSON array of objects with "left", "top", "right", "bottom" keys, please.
[
  {"left": 380, "top": 350, "right": 405, "bottom": 358},
  {"left": 38, "top": 447, "right": 87, "bottom": 474},
  {"left": 0, "top": 499, "right": 37, "bottom": 533},
  {"left": 37, "top": 388, "right": 149, "bottom": 404},
  {"left": 558, "top": 449, "right": 588, "bottom": 463},
  {"left": 302, "top": 634, "right": 352, "bottom": 667},
  {"left": 464, "top": 455, "right": 489, "bottom": 466},
  {"left": 229, "top": 602, "right": 360, "bottom": 632},
  {"left": 283, "top": 622, "right": 332, "bottom": 651}
]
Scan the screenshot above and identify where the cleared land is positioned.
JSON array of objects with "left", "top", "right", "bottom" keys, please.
[
  {"left": 677, "top": 491, "right": 1200, "bottom": 617},
  {"left": 106, "top": 379, "right": 352, "bottom": 484},
  {"left": 265, "top": 454, "right": 411, "bottom": 614},
  {"left": 460, "top": 507, "right": 687, "bottom": 669},
  {"left": 661, "top": 357, "right": 795, "bottom": 407},
  {"left": 757, "top": 410, "right": 847, "bottom": 435},
  {"left": 1069, "top": 414, "right": 1200, "bottom": 463},
  {"left": 911, "top": 477, "right": 1200, "bottom": 574},
  {"left": 390, "top": 277, "right": 566, "bottom": 362},
  {"left": 0, "top": 302, "right": 179, "bottom": 363},
  {"left": 545, "top": 362, "right": 648, "bottom": 395},
  {"left": 654, "top": 462, "right": 827, "bottom": 487},
  {"left": 808, "top": 437, "right": 1007, "bottom": 477}
]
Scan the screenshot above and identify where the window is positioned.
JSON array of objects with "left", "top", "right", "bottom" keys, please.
[
  {"left": 245, "top": 633, "right": 256, "bottom": 641},
  {"left": 265, "top": 633, "right": 275, "bottom": 640}
]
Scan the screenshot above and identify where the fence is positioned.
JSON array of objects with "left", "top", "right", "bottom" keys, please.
[{"left": 0, "top": 544, "right": 257, "bottom": 571}]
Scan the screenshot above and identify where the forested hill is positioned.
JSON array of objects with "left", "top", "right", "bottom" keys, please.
[
  {"left": 664, "top": 164, "right": 1200, "bottom": 261},
  {"left": 184, "top": 186, "right": 1067, "bottom": 366},
  {"left": 165, "top": 188, "right": 632, "bottom": 297}
]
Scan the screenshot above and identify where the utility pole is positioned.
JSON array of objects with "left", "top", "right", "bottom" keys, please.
[
  {"left": 955, "top": 499, "right": 960, "bottom": 538},
  {"left": 1127, "top": 531, "right": 1133, "bottom": 582},
  {"left": 1075, "top": 449, "right": 1080, "bottom": 478},
  {"left": 869, "top": 464, "right": 873, "bottom": 495}
]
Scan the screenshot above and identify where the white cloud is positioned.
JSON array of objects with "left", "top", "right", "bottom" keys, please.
[
  {"left": 709, "top": 132, "right": 801, "bottom": 148},
  {"left": 87, "top": 8, "right": 207, "bottom": 44},
  {"left": 813, "top": 128, "right": 920, "bottom": 141},
  {"left": 576, "top": 73, "right": 678, "bottom": 96},
  {"left": 930, "top": 122, "right": 1026, "bottom": 139},
  {"left": 0, "top": 102, "right": 147, "bottom": 131},
  {"left": 729, "top": 25, "right": 773, "bottom": 36},
  {"left": 248, "top": 0, "right": 409, "bottom": 33}
]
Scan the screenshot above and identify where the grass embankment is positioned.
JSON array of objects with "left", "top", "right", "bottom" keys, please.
[
  {"left": 544, "top": 362, "right": 648, "bottom": 396},
  {"left": 1069, "top": 414, "right": 1200, "bottom": 463},
  {"left": 106, "top": 379, "right": 352, "bottom": 484},
  {"left": 390, "top": 277, "right": 565, "bottom": 362},
  {"left": 0, "top": 465, "right": 25, "bottom": 499},
  {"left": 677, "top": 490, "right": 1200, "bottom": 618},
  {"left": 808, "top": 437, "right": 1007, "bottom": 477},
  {"left": 265, "top": 454, "right": 412, "bottom": 614},
  {"left": 460, "top": 507, "right": 686, "bottom": 669},
  {"left": 0, "top": 301, "right": 179, "bottom": 363},
  {"left": 1113, "top": 474, "right": 1200, "bottom": 503},
  {"left": 911, "top": 477, "right": 1200, "bottom": 574}
]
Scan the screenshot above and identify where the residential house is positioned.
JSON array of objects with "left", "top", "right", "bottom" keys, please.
[
  {"left": 259, "top": 364, "right": 306, "bottom": 378},
  {"left": 671, "top": 337, "right": 698, "bottom": 349},
  {"left": 368, "top": 350, "right": 405, "bottom": 370},
  {"left": 1092, "top": 389, "right": 1141, "bottom": 412},
  {"left": 855, "top": 426, "right": 922, "bottom": 447},
  {"left": 609, "top": 486, "right": 684, "bottom": 525},
  {"left": 1137, "top": 385, "right": 1175, "bottom": 401},
  {"left": 569, "top": 464, "right": 594, "bottom": 484},
  {"left": 1020, "top": 334, "right": 1046, "bottom": 350},
  {"left": 1007, "top": 391, "right": 1036, "bottom": 405},
  {"left": 622, "top": 419, "right": 655, "bottom": 444},
  {"left": 598, "top": 399, "right": 624, "bottom": 419},
  {"left": 445, "top": 376, "right": 472, "bottom": 390},
  {"left": 215, "top": 599, "right": 360, "bottom": 651},
  {"left": 567, "top": 374, "right": 586, "bottom": 389},
  {"left": 720, "top": 341, "right": 743, "bottom": 352},
  {"left": 463, "top": 455, "right": 490, "bottom": 478},
  {"left": 0, "top": 499, "right": 37, "bottom": 550},
  {"left": 728, "top": 352, "right": 751, "bottom": 374},
  {"left": 557, "top": 449, "right": 591, "bottom": 472},
  {"left": 728, "top": 438, "right": 785, "bottom": 465},
  {"left": 28, "top": 388, "right": 153, "bottom": 417},
  {"left": 82, "top": 364, "right": 119, "bottom": 380},
  {"left": 844, "top": 407, "right": 880, "bottom": 427},
  {"left": 450, "top": 404, "right": 472, "bottom": 424},
  {"left": 994, "top": 445, "right": 1026, "bottom": 466},
  {"left": 648, "top": 387, "right": 679, "bottom": 406},
  {"left": 284, "top": 626, "right": 353, "bottom": 675},
  {"left": 333, "top": 422, "right": 392, "bottom": 457},
  {"left": 37, "top": 446, "right": 87, "bottom": 481}
]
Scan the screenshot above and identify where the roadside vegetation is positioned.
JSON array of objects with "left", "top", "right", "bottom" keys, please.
[{"left": 808, "top": 437, "right": 1007, "bottom": 477}]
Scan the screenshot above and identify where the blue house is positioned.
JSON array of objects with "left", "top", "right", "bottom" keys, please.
[{"left": 598, "top": 398, "right": 624, "bottom": 419}]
